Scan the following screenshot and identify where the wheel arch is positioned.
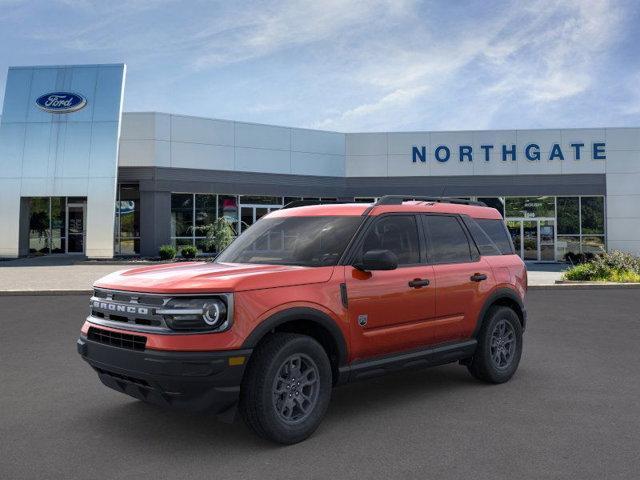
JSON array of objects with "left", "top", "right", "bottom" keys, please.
[
  {"left": 472, "top": 288, "right": 526, "bottom": 338},
  {"left": 242, "top": 307, "right": 348, "bottom": 384}
]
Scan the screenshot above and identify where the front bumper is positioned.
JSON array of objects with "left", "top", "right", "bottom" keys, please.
[{"left": 77, "top": 335, "right": 251, "bottom": 414}]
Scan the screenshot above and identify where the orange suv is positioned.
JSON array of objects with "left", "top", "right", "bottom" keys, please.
[{"left": 78, "top": 196, "right": 527, "bottom": 444}]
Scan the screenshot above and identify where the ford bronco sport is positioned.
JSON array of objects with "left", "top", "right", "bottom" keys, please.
[{"left": 78, "top": 196, "right": 527, "bottom": 444}]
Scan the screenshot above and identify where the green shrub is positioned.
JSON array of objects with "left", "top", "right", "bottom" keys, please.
[
  {"left": 180, "top": 245, "right": 198, "bottom": 259},
  {"left": 563, "top": 250, "right": 640, "bottom": 282},
  {"left": 159, "top": 244, "right": 177, "bottom": 260},
  {"left": 563, "top": 263, "right": 596, "bottom": 281}
]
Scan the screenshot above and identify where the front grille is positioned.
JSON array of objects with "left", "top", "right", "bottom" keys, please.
[
  {"left": 94, "top": 289, "right": 165, "bottom": 306},
  {"left": 88, "top": 326, "right": 147, "bottom": 351},
  {"left": 90, "top": 289, "right": 169, "bottom": 332}
]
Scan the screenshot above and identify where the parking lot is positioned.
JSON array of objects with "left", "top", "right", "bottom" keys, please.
[{"left": 1, "top": 289, "right": 639, "bottom": 480}]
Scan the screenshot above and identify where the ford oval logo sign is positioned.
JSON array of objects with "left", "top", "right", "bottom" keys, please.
[{"left": 35, "top": 92, "right": 87, "bottom": 114}]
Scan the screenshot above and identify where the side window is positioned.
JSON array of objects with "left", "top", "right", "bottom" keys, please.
[
  {"left": 463, "top": 216, "right": 501, "bottom": 256},
  {"left": 360, "top": 215, "right": 420, "bottom": 265},
  {"left": 423, "top": 215, "right": 473, "bottom": 264},
  {"left": 476, "top": 218, "right": 515, "bottom": 254}
]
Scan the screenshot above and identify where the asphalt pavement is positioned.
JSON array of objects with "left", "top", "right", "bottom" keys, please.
[{"left": 1, "top": 290, "right": 639, "bottom": 480}]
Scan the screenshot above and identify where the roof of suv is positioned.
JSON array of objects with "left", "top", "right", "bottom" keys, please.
[{"left": 268, "top": 202, "right": 503, "bottom": 220}]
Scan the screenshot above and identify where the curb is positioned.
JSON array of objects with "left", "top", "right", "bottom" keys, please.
[
  {"left": 529, "top": 283, "right": 640, "bottom": 290},
  {"left": 0, "top": 289, "right": 93, "bottom": 296}
]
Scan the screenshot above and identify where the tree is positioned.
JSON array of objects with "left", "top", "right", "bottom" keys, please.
[{"left": 193, "top": 217, "right": 235, "bottom": 254}]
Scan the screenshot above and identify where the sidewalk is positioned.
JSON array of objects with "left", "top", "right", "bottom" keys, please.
[
  {"left": 0, "top": 256, "right": 569, "bottom": 294},
  {"left": 0, "top": 257, "right": 144, "bottom": 294},
  {"left": 524, "top": 261, "right": 567, "bottom": 286}
]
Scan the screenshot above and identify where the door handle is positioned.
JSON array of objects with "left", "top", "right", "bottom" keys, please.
[
  {"left": 408, "top": 278, "right": 430, "bottom": 288},
  {"left": 470, "top": 273, "right": 488, "bottom": 282}
]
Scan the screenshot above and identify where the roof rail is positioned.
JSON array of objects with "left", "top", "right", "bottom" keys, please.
[
  {"left": 282, "top": 200, "right": 348, "bottom": 209},
  {"left": 374, "top": 196, "right": 486, "bottom": 207}
]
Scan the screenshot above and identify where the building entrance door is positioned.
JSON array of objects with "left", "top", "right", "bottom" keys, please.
[
  {"left": 239, "top": 204, "right": 282, "bottom": 233},
  {"left": 66, "top": 202, "right": 86, "bottom": 254},
  {"left": 506, "top": 218, "right": 556, "bottom": 261}
]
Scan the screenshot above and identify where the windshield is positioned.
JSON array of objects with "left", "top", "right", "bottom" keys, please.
[{"left": 216, "top": 216, "right": 363, "bottom": 267}]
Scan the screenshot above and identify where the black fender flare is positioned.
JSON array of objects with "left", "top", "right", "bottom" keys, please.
[
  {"left": 472, "top": 287, "right": 527, "bottom": 337},
  {"left": 242, "top": 307, "right": 349, "bottom": 368}
]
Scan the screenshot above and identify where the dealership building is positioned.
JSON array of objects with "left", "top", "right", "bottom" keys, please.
[{"left": 1, "top": 63, "right": 639, "bottom": 261}]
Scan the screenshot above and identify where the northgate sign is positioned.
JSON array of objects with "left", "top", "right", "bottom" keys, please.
[{"left": 411, "top": 142, "right": 606, "bottom": 163}]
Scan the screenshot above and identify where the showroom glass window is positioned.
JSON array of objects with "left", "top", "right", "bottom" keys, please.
[
  {"left": 114, "top": 184, "right": 140, "bottom": 255},
  {"left": 555, "top": 196, "right": 605, "bottom": 257},
  {"left": 505, "top": 197, "right": 555, "bottom": 218},
  {"left": 171, "top": 193, "right": 215, "bottom": 251},
  {"left": 27, "top": 196, "right": 85, "bottom": 255},
  {"left": 171, "top": 194, "right": 287, "bottom": 254}
]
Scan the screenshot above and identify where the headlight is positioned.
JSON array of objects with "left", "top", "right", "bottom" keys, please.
[{"left": 157, "top": 297, "right": 230, "bottom": 332}]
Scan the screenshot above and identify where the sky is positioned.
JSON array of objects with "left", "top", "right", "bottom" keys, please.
[{"left": 0, "top": 0, "right": 639, "bottom": 132}]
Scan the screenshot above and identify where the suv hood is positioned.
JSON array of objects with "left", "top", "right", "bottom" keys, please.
[{"left": 93, "top": 262, "right": 335, "bottom": 294}]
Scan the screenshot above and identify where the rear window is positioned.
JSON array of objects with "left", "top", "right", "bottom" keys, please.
[{"left": 475, "top": 218, "right": 514, "bottom": 255}]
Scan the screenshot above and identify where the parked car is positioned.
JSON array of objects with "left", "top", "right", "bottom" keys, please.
[{"left": 78, "top": 196, "right": 527, "bottom": 444}]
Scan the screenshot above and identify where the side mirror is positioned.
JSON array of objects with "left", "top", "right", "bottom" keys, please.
[{"left": 355, "top": 249, "right": 398, "bottom": 271}]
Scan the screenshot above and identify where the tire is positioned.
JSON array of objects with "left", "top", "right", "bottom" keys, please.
[
  {"left": 467, "top": 306, "right": 523, "bottom": 384},
  {"left": 239, "top": 333, "right": 332, "bottom": 444}
]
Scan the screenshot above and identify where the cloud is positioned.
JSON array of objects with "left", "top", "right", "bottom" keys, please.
[
  {"left": 314, "top": 0, "right": 625, "bottom": 130},
  {"left": 0, "top": 0, "right": 633, "bottom": 131}
]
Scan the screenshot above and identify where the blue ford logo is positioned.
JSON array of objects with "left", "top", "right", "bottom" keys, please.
[{"left": 35, "top": 92, "right": 87, "bottom": 114}]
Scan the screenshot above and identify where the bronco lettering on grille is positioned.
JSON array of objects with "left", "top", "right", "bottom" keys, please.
[{"left": 92, "top": 300, "right": 149, "bottom": 315}]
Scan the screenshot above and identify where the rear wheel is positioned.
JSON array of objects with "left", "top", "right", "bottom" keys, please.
[
  {"left": 467, "top": 306, "right": 523, "bottom": 383},
  {"left": 239, "top": 333, "right": 332, "bottom": 444}
]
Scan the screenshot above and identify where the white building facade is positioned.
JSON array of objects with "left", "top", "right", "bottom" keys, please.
[{"left": 1, "top": 64, "right": 639, "bottom": 260}]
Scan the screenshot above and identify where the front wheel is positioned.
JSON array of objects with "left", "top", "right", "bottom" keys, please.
[
  {"left": 467, "top": 306, "right": 523, "bottom": 383},
  {"left": 239, "top": 333, "right": 332, "bottom": 444}
]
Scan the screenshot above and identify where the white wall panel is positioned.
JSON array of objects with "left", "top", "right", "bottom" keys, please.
[
  {"left": 606, "top": 173, "right": 640, "bottom": 195},
  {"left": 605, "top": 150, "right": 640, "bottom": 174},
  {"left": 170, "top": 142, "right": 234, "bottom": 170},
  {"left": 606, "top": 128, "right": 640, "bottom": 151},
  {"left": 291, "top": 151, "right": 343, "bottom": 176},
  {"left": 118, "top": 139, "right": 157, "bottom": 167},
  {"left": 291, "top": 128, "right": 344, "bottom": 155},
  {"left": 235, "top": 122, "right": 290, "bottom": 150},
  {"left": 387, "top": 132, "right": 429, "bottom": 156},
  {"left": 236, "top": 147, "right": 290, "bottom": 174},
  {"left": 605, "top": 195, "right": 640, "bottom": 218},
  {"left": 346, "top": 133, "right": 387, "bottom": 156},
  {"left": 345, "top": 154, "right": 387, "bottom": 177},
  {"left": 120, "top": 113, "right": 157, "bottom": 140},
  {"left": 388, "top": 153, "right": 431, "bottom": 176},
  {"left": 171, "top": 115, "right": 234, "bottom": 146}
]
